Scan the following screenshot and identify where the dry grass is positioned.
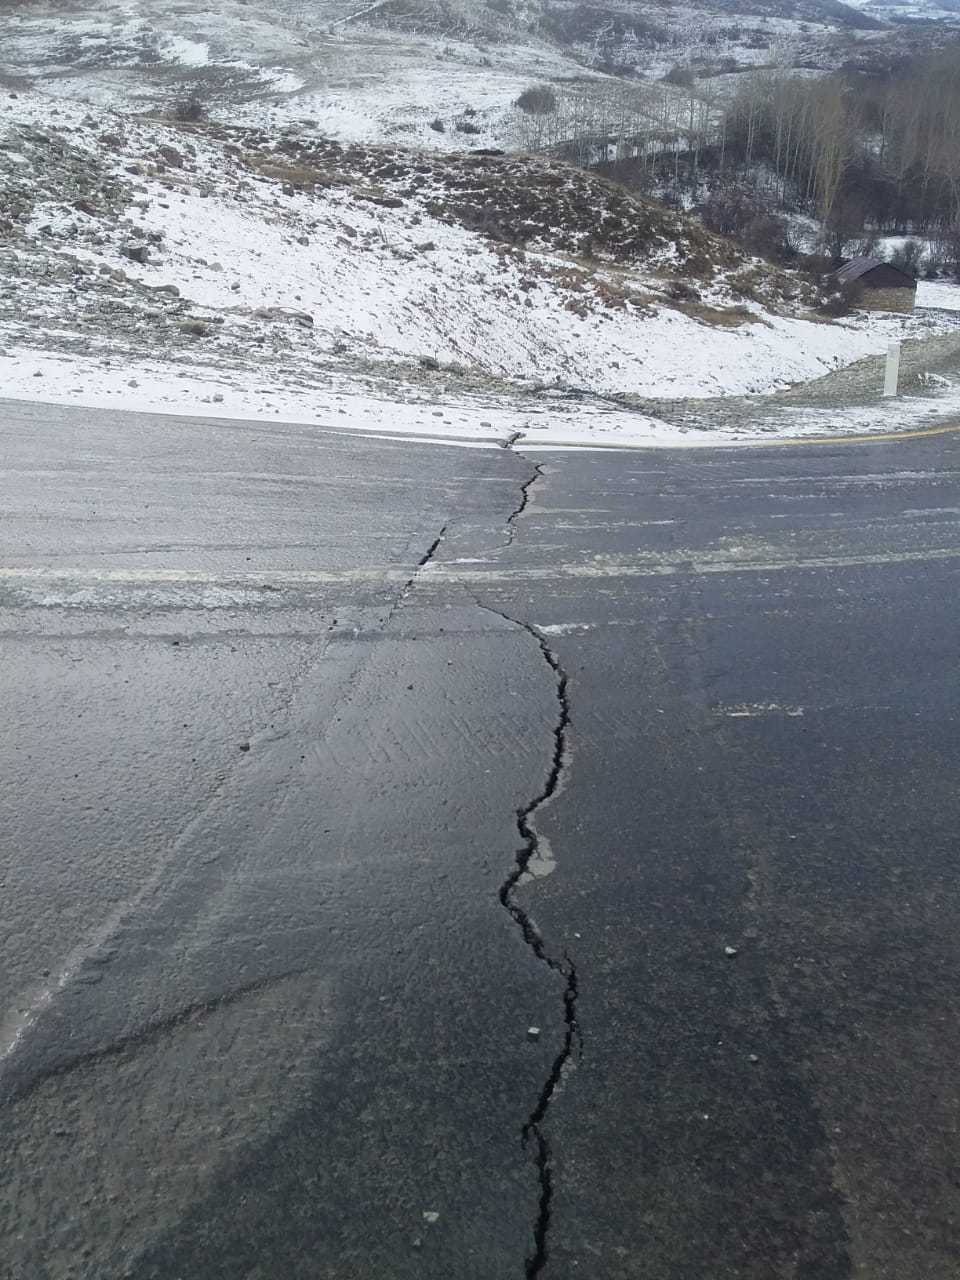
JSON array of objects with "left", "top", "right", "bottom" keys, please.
[
  {"left": 246, "top": 158, "right": 353, "bottom": 189},
  {"left": 672, "top": 301, "right": 758, "bottom": 328}
]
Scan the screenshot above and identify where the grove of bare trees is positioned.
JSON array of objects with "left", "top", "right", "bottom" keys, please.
[{"left": 510, "top": 44, "right": 960, "bottom": 270}]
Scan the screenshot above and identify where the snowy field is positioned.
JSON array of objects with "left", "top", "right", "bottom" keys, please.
[{"left": 215, "top": 35, "right": 607, "bottom": 153}]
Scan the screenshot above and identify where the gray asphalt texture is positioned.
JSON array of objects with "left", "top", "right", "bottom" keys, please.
[{"left": 1, "top": 399, "right": 959, "bottom": 1280}]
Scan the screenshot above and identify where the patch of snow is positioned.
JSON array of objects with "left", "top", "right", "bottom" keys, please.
[
  {"left": 917, "top": 280, "right": 960, "bottom": 312},
  {"left": 258, "top": 69, "right": 306, "bottom": 94},
  {"left": 160, "top": 35, "right": 211, "bottom": 68}
]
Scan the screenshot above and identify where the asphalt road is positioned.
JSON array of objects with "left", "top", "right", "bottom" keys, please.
[{"left": 1, "top": 400, "right": 959, "bottom": 1280}]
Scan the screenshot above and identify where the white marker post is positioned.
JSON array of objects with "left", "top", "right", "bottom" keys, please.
[{"left": 883, "top": 342, "right": 901, "bottom": 398}]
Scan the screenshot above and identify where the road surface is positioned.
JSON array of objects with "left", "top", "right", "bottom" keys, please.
[{"left": 1, "top": 400, "right": 959, "bottom": 1279}]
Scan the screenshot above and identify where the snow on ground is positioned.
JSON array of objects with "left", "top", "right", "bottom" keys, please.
[
  {"left": 0, "top": 0, "right": 897, "bottom": 154},
  {"left": 765, "top": 384, "right": 960, "bottom": 443},
  {"left": 3, "top": 88, "right": 960, "bottom": 449},
  {"left": 159, "top": 35, "right": 212, "bottom": 69},
  {"left": 8, "top": 344, "right": 960, "bottom": 451},
  {"left": 73, "top": 174, "right": 931, "bottom": 398},
  {"left": 0, "top": 347, "right": 683, "bottom": 448},
  {"left": 0, "top": 0, "right": 602, "bottom": 151},
  {"left": 917, "top": 280, "right": 960, "bottom": 312},
  {"left": 217, "top": 35, "right": 603, "bottom": 152}
]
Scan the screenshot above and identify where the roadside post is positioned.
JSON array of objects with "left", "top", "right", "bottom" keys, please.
[{"left": 883, "top": 342, "right": 901, "bottom": 397}]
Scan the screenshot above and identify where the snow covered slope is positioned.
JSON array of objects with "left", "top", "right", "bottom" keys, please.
[
  {"left": 1, "top": 0, "right": 948, "bottom": 155},
  {"left": 2, "top": 87, "right": 956, "bottom": 447}
]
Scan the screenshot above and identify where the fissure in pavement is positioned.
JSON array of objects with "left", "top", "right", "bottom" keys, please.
[
  {"left": 397, "top": 466, "right": 581, "bottom": 1277},
  {"left": 384, "top": 523, "right": 448, "bottom": 624},
  {"left": 504, "top": 462, "right": 543, "bottom": 547},
  {"left": 476, "top": 599, "right": 580, "bottom": 1278},
  {"left": 479, "top": 454, "right": 581, "bottom": 1278}
]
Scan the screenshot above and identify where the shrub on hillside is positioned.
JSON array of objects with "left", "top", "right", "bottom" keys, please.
[
  {"left": 515, "top": 85, "right": 558, "bottom": 115},
  {"left": 666, "top": 280, "right": 702, "bottom": 302},
  {"left": 741, "top": 213, "right": 794, "bottom": 263},
  {"left": 696, "top": 188, "right": 794, "bottom": 264},
  {"left": 801, "top": 253, "right": 836, "bottom": 277},
  {"left": 697, "top": 184, "right": 770, "bottom": 240},
  {"left": 173, "top": 95, "right": 207, "bottom": 124},
  {"left": 930, "top": 227, "right": 960, "bottom": 279},
  {"left": 819, "top": 280, "right": 864, "bottom": 316},
  {"left": 850, "top": 233, "right": 881, "bottom": 259},
  {"left": 888, "top": 239, "right": 923, "bottom": 278},
  {"left": 662, "top": 64, "right": 695, "bottom": 87}
]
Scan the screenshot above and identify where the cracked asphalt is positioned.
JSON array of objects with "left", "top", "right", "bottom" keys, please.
[{"left": 2, "top": 400, "right": 960, "bottom": 1279}]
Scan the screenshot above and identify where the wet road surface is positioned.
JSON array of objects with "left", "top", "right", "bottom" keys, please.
[{"left": 1, "top": 400, "right": 959, "bottom": 1279}]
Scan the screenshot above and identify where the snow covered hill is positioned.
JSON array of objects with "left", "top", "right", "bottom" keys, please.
[
  {"left": 3, "top": 0, "right": 960, "bottom": 446},
  {"left": 2, "top": 0, "right": 954, "bottom": 153},
  {"left": 2, "top": 86, "right": 956, "bottom": 446}
]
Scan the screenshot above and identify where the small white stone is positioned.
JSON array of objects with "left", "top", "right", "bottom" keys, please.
[{"left": 422, "top": 1211, "right": 439, "bottom": 1225}]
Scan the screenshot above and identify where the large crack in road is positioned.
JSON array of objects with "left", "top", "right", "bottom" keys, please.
[
  {"left": 484, "top": 602, "right": 580, "bottom": 1277},
  {"left": 503, "top": 461, "right": 544, "bottom": 547},
  {"left": 405, "top": 456, "right": 582, "bottom": 1276},
  {"left": 2, "top": 415, "right": 581, "bottom": 1277},
  {"left": 471, "top": 454, "right": 582, "bottom": 1277},
  {"left": 347, "top": 459, "right": 581, "bottom": 1275}
]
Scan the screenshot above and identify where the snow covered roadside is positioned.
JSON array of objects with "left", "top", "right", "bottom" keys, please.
[
  {"left": 66, "top": 175, "right": 934, "bottom": 398},
  {"left": 748, "top": 382, "right": 960, "bottom": 443},
  {"left": 0, "top": 347, "right": 698, "bottom": 448},
  {"left": 6, "top": 344, "right": 960, "bottom": 451}
]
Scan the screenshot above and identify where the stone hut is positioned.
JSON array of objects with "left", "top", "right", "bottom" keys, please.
[{"left": 829, "top": 256, "right": 917, "bottom": 313}]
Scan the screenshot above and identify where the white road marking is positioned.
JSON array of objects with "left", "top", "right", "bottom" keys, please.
[
  {"left": 1, "top": 541, "right": 959, "bottom": 603},
  {"left": 717, "top": 703, "right": 805, "bottom": 718},
  {"left": 0, "top": 566, "right": 407, "bottom": 585}
]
